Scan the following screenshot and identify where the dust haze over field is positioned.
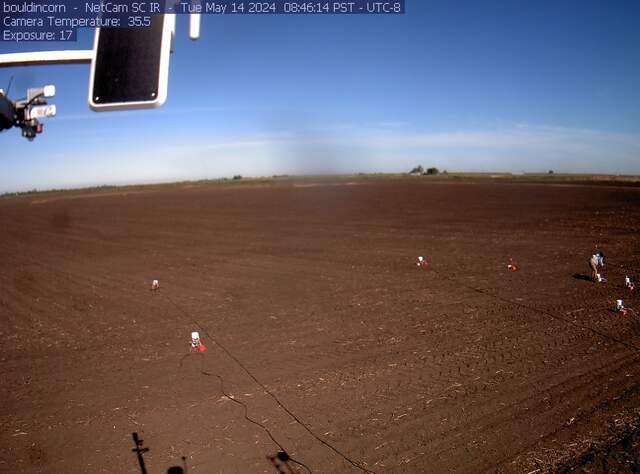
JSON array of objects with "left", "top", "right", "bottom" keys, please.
[{"left": 1, "top": 177, "right": 640, "bottom": 473}]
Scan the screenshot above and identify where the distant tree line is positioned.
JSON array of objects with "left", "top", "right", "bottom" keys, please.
[{"left": 409, "top": 165, "right": 440, "bottom": 176}]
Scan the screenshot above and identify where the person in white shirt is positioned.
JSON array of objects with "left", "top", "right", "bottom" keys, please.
[{"left": 589, "top": 251, "right": 605, "bottom": 282}]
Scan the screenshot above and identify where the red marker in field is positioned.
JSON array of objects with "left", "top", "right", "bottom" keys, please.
[
  {"left": 615, "top": 299, "right": 628, "bottom": 316},
  {"left": 191, "top": 331, "right": 207, "bottom": 352}
]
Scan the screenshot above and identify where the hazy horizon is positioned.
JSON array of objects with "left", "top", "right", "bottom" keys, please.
[
  {"left": 1, "top": 1, "right": 639, "bottom": 192},
  {"left": 3, "top": 168, "right": 640, "bottom": 196}
]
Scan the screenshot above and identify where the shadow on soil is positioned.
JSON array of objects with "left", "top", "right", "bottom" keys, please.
[
  {"left": 132, "top": 432, "right": 187, "bottom": 474},
  {"left": 268, "top": 451, "right": 300, "bottom": 474},
  {"left": 572, "top": 273, "right": 594, "bottom": 283},
  {"left": 132, "top": 432, "right": 295, "bottom": 473},
  {"left": 558, "top": 427, "right": 640, "bottom": 473}
]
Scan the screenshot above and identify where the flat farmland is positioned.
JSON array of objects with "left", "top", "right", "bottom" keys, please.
[{"left": 1, "top": 178, "right": 640, "bottom": 473}]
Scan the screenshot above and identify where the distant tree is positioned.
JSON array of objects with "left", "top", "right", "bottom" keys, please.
[
  {"left": 233, "top": 175, "right": 243, "bottom": 180},
  {"left": 548, "top": 170, "right": 554, "bottom": 174},
  {"left": 409, "top": 165, "right": 424, "bottom": 175},
  {"left": 425, "top": 167, "right": 439, "bottom": 175}
]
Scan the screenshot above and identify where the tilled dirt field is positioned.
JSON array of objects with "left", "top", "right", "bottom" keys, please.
[{"left": 1, "top": 178, "right": 640, "bottom": 473}]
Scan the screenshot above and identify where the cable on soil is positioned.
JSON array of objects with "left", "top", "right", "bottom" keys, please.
[
  {"left": 165, "top": 293, "right": 375, "bottom": 474},
  {"left": 432, "top": 269, "right": 640, "bottom": 353},
  {"left": 178, "top": 353, "right": 312, "bottom": 474}
]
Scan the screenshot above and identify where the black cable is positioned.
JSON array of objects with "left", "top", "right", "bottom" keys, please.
[
  {"left": 165, "top": 293, "right": 375, "bottom": 474},
  {"left": 6, "top": 75, "right": 14, "bottom": 97},
  {"left": 201, "top": 361, "right": 312, "bottom": 474},
  {"left": 432, "top": 269, "right": 640, "bottom": 353},
  {"left": 178, "top": 353, "right": 312, "bottom": 474},
  {"left": 25, "top": 92, "right": 44, "bottom": 107}
]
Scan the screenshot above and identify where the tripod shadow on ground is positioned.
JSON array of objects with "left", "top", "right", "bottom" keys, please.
[
  {"left": 132, "top": 432, "right": 187, "bottom": 474},
  {"left": 132, "top": 432, "right": 298, "bottom": 473},
  {"left": 268, "top": 451, "right": 302, "bottom": 474}
]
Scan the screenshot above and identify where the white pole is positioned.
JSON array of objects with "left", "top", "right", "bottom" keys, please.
[
  {"left": 0, "top": 50, "right": 94, "bottom": 68},
  {"left": 189, "top": 13, "right": 201, "bottom": 40}
]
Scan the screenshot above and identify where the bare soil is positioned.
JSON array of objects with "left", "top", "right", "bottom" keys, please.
[{"left": 1, "top": 178, "right": 640, "bottom": 473}]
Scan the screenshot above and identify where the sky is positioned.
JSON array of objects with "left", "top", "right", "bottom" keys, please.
[{"left": 1, "top": 0, "right": 639, "bottom": 192}]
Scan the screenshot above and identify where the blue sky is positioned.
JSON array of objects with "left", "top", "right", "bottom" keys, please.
[{"left": 1, "top": 0, "right": 639, "bottom": 192}]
